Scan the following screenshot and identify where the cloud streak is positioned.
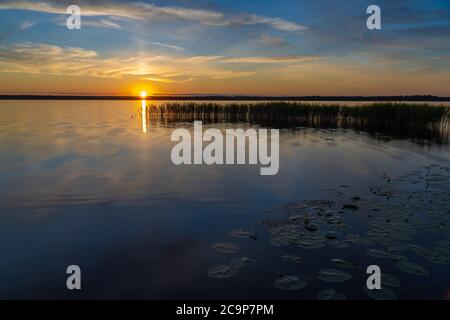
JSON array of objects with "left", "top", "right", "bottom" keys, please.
[
  {"left": 0, "top": 43, "right": 320, "bottom": 83},
  {"left": 0, "top": 0, "right": 308, "bottom": 32},
  {"left": 0, "top": 42, "right": 318, "bottom": 82},
  {"left": 222, "top": 56, "right": 321, "bottom": 63},
  {"left": 83, "top": 18, "right": 122, "bottom": 30}
]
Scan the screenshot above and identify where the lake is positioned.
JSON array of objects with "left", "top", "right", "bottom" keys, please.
[{"left": 0, "top": 100, "right": 449, "bottom": 299}]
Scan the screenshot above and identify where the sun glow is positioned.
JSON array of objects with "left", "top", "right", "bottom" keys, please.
[{"left": 140, "top": 90, "right": 148, "bottom": 99}]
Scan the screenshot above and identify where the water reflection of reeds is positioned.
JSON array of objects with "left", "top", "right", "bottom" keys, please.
[{"left": 147, "top": 102, "right": 450, "bottom": 142}]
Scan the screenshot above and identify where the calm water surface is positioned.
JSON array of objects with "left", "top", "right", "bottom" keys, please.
[{"left": 0, "top": 100, "right": 449, "bottom": 299}]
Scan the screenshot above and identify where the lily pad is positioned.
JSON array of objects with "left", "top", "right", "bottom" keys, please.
[
  {"left": 317, "top": 269, "right": 352, "bottom": 283},
  {"left": 317, "top": 288, "right": 336, "bottom": 300},
  {"left": 296, "top": 234, "right": 327, "bottom": 250},
  {"left": 305, "top": 223, "right": 319, "bottom": 231},
  {"left": 325, "top": 231, "right": 338, "bottom": 239},
  {"left": 229, "top": 229, "right": 257, "bottom": 240},
  {"left": 331, "top": 258, "right": 357, "bottom": 269},
  {"left": 274, "top": 275, "right": 307, "bottom": 291},
  {"left": 212, "top": 242, "right": 240, "bottom": 254},
  {"left": 230, "top": 257, "right": 254, "bottom": 270},
  {"left": 207, "top": 264, "right": 237, "bottom": 279},
  {"left": 364, "top": 287, "right": 397, "bottom": 300},
  {"left": 281, "top": 255, "right": 302, "bottom": 264},
  {"left": 317, "top": 288, "right": 347, "bottom": 300}
]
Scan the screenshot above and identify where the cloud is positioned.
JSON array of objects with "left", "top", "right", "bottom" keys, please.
[
  {"left": 0, "top": 0, "right": 308, "bottom": 32},
  {"left": 83, "top": 18, "right": 122, "bottom": 29},
  {"left": 235, "top": 14, "right": 307, "bottom": 32},
  {"left": 0, "top": 42, "right": 263, "bottom": 82},
  {"left": 258, "top": 35, "right": 288, "bottom": 46},
  {"left": 52, "top": 15, "right": 123, "bottom": 29},
  {"left": 20, "top": 20, "right": 36, "bottom": 29},
  {"left": 141, "top": 40, "right": 185, "bottom": 52},
  {"left": 0, "top": 42, "right": 324, "bottom": 83},
  {"left": 222, "top": 56, "right": 321, "bottom": 63}
]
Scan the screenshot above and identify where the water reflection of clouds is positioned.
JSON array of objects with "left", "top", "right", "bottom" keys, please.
[{"left": 1, "top": 100, "right": 449, "bottom": 213}]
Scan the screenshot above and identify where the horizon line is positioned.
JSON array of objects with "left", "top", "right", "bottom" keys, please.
[{"left": 1, "top": 94, "right": 450, "bottom": 102}]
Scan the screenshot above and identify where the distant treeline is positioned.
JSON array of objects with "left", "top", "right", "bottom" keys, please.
[{"left": 1, "top": 95, "right": 450, "bottom": 101}]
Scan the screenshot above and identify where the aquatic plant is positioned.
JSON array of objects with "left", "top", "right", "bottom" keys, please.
[
  {"left": 210, "top": 164, "right": 450, "bottom": 299},
  {"left": 147, "top": 102, "right": 450, "bottom": 140}
]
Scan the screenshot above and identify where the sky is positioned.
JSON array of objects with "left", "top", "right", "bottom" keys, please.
[{"left": 0, "top": 0, "right": 449, "bottom": 96}]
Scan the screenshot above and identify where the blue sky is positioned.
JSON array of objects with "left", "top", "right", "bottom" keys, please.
[{"left": 0, "top": 0, "right": 449, "bottom": 95}]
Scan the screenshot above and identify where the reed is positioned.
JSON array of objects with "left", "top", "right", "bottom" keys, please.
[{"left": 147, "top": 102, "right": 450, "bottom": 140}]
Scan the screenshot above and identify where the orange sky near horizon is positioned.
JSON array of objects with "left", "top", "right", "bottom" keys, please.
[{"left": 1, "top": 60, "right": 450, "bottom": 97}]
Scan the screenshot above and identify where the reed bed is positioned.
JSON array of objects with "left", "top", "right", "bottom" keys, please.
[{"left": 147, "top": 102, "right": 450, "bottom": 140}]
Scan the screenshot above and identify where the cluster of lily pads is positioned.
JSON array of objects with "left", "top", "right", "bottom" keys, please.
[
  {"left": 207, "top": 164, "right": 450, "bottom": 299},
  {"left": 207, "top": 230, "right": 257, "bottom": 279}
]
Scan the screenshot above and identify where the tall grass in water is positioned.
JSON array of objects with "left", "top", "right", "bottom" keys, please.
[{"left": 148, "top": 102, "right": 449, "bottom": 140}]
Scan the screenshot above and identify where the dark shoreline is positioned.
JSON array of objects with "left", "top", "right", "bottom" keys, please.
[{"left": 1, "top": 95, "right": 450, "bottom": 101}]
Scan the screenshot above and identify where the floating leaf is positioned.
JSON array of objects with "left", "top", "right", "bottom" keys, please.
[
  {"left": 317, "top": 289, "right": 336, "bottom": 300},
  {"left": 305, "top": 223, "right": 319, "bottom": 231},
  {"left": 212, "top": 242, "right": 240, "bottom": 254},
  {"left": 297, "top": 235, "right": 327, "bottom": 249},
  {"left": 281, "top": 255, "right": 302, "bottom": 264},
  {"left": 317, "top": 269, "right": 352, "bottom": 283},
  {"left": 364, "top": 287, "right": 397, "bottom": 300},
  {"left": 331, "top": 258, "right": 357, "bottom": 269},
  {"left": 316, "top": 288, "right": 348, "bottom": 300},
  {"left": 230, "top": 257, "right": 254, "bottom": 270},
  {"left": 229, "top": 229, "right": 257, "bottom": 240},
  {"left": 325, "top": 231, "right": 338, "bottom": 239},
  {"left": 428, "top": 254, "right": 450, "bottom": 265},
  {"left": 207, "top": 265, "right": 236, "bottom": 279},
  {"left": 274, "top": 275, "right": 307, "bottom": 291}
]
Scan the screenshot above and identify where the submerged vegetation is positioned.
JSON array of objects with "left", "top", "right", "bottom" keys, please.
[{"left": 148, "top": 102, "right": 450, "bottom": 140}]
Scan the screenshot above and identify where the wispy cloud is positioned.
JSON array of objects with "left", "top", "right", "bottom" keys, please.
[
  {"left": 234, "top": 14, "right": 307, "bottom": 32},
  {"left": 0, "top": 42, "right": 268, "bottom": 82},
  {"left": 0, "top": 42, "right": 324, "bottom": 83},
  {"left": 83, "top": 18, "right": 122, "bottom": 30},
  {"left": 20, "top": 20, "right": 36, "bottom": 29},
  {"left": 222, "top": 56, "right": 321, "bottom": 63},
  {"left": 258, "top": 35, "right": 288, "bottom": 46},
  {"left": 141, "top": 40, "right": 186, "bottom": 52},
  {"left": 52, "top": 16, "right": 123, "bottom": 29},
  {"left": 0, "top": 0, "right": 308, "bottom": 32}
]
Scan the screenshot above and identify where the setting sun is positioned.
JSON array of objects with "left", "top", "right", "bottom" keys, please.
[{"left": 140, "top": 90, "right": 148, "bottom": 99}]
